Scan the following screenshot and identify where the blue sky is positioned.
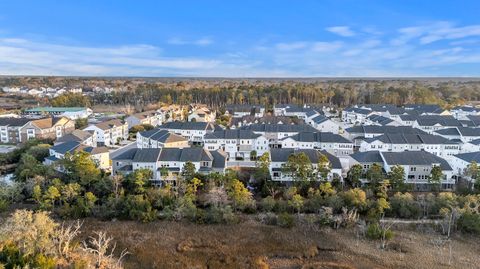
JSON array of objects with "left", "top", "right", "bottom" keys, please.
[{"left": 1, "top": 0, "right": 480, "bottom": 77}]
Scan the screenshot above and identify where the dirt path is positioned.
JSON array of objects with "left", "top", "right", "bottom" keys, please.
[{"left": 79, "top": 218, "right": 480, "bottom": 269}]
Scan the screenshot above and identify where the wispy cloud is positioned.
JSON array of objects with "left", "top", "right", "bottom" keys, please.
[
  {"left": 326, "top": 26, "right": 355, "bottom": 37},
  {"left": 2, "top": 21, "right": 480, "bottom": 77},
  {"left": 167, "top": 37, "right": 213, "bottom": 46}
]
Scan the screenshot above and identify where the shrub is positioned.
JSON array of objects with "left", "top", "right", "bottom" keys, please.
[
  {"left": 260, "top": 196, "right": 276, "bottom": 212},
  {"left": 277, "top": 213, "right": 295, "bottom": 228},
  {"left": 457, "top": 213, "right": 480, "bottom": 234},
  {"left": 388, "top": 192, "right": 421, "bottom": 219},
  {"left": 366, "top": 223, "right": 394, "bottom": 241},
  {"left": 0, "top": 199, "right": 8, "bottom": 212}
]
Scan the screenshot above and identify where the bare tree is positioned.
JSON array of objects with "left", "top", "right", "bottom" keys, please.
[
  {"left": 82, "top": 231, "right": 129, "bottom": 268},
  {"left": 54, "top": 220, "right": 83, "bottom": 260}
]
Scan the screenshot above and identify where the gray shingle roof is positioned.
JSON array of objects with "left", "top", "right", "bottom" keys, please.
[
  {"left": 346, "top": 126, "right": 426, "bottom": 135},
  {"left": 50, "top": 141, "right": 81, "bottom": 154},
  {"left": 284, "top": 132, "right": 352, "bottom": 143},
  {"left": 240, "top": 123, "right": 318, "bottom": 133},
  {"left": 311, "top": 115, "right": 329, "bottom": 124},
  {"left": 350, "top": 151, "right": 383, "bottom": 163},
  {"left": 159, "top": 121, "right": 221, "bottom": 131},
  {"left": 56, "top": 129, "right": 93, "bottom": 144},
  {"left": 210, "top": 150, "right": 227, "bottom": 168},
  {"left": 404, "top": 104, "right": 444, "bottom": 114},
  {"left": 455, "top": 152, "right": 480, "bottom": 163},
  {"left": 365, "top": 133, "right": 455, "bottom": 144},
  {"left": 270, "top": 148, "right": 341, "bottom": 169},
  {"left": 139, "top": 129, "right": 187, "bottom": 143},
  {"left": 367, "top": 115, "right": 394, "bottom": 125},
  {"left": 204, "top": 130, "right": 261, "bottom": 140},
  {"left": 0, "top": 117, "right": 33, "bottom": 127},
  {"left": 415, "top": 115, "right": 461, "bottom": 127},
  {"left": 435, "top": 127, "right": 480, "bottom": 137},
  {"left": 132, "top": 148, "right": 162, "bottom": 162},
  {"left": 159, "top": 147, "right": 213, "bottom": 162},
  {"left": 382, "top": 151, "right": 452, "bottom": 170}
]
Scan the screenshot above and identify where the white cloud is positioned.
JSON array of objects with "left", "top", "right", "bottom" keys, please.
[
  {"left": 275, "top": 42, "right": 308, "bottom": 51},
  {"left": 326, "top": 26, "right": 355, "bottom": 37},
  {"left": 167, "top": 37, "right": 213, "bottom": 46}
]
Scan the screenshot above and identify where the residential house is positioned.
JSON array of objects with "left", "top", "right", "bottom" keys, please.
[
  {"left": 203, "top": 129, "right": 269, "bottom": 160},
  {"left": 54, "top": 129, "right": 96, "bottom": 147},
  {"left": 136, "top": 129, "right": 189, "bottom": 149},
  {"left": 413, "top": 115, "right": 463, "bottom": 134},
  {"left": 350, "top": 150, "right": 454, "bottom": 191},
  {"left": 24, "top": 107, "right": 92, "bottom": 119},
  {"left": 226, "top": 104, "right": 265, "bottom": 118},
  {"left": 111, "top": 147, "right": 227, "bottom": 185},
  {"left": 45, "top": 140, "right": 110, "bottom": 170},
  {"left": 84, "top": 119, "right": 128, "bottom": 147},
  {"left": 158, "top": 121, "right": 222, "bottom": 144},
  {"left": 281, "top": 132, "right": 354, "bottom": 157},
  {"left": 125, "top": 110, "right": 162, "bottom": 129},
  {"left": 269, "top": 148, "right": 342, "bottom": 182},
  {"left": 306, "top": 115, "right": 340, "bottom": 133},
  {"left": 239, "top": 123, "right": 318, "bottom": 147},
  {"left": 359, "top": 133, "right": 460, "bottom": 159},
  {"left": 435, "top": 127, "right": 480, "bottom": 143},
  {"left": 451, "top": 106, "right": 480, "bottom": 120},
  {"left": 450, "top": 152, "right": 480, "bottom": 178},
  {"left": 188, "top": 107, "right": 216, "bottom": 122}
]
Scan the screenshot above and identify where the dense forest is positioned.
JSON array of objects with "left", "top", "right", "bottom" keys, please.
[{"left": 2, "top": 77, "right": 480, "bottom": 109}]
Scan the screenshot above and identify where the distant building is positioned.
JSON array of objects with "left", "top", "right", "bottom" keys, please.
[
  {"left": 45, "top": 141, "right": 110, "bottom": 170},
  {"left": 24, "top": 107, "right": 92, "bottom": 119},
  {"left": 125, "top": 110, "right": 162, "bottom": 129},
  {"left": 203, "top": 129, "right": 269, "bottom": 161},
  {"left": 136, "top": 129, "right": 189, "bottom": 149}
]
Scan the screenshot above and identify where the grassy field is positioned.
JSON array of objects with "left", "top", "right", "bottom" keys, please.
[{"left": 78, "top": 216, "right": 480, "bottom": 269}]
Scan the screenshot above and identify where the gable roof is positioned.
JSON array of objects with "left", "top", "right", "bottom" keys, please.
[
  {"left": 435, "top": 127, "right": 480, "bottom": 137},
  {"left": 367, "top": 115, "right": 394, "bottom": 125},
  {"left": 50, "top": 141, "right": 81, "bottom": 154},
  {"left": 404, "top": 104, "right": 444, "bottom": 114},
  {"left": 381, "top": 151, "right": 452, "bottom": 170},
  {"left": 159, "top": 121, "right": 221, "bottom": 131},
  {"left": 204, "top": 129, "right": 261, "bottom": 140},
  {"left": 454, "top": 152, "right": 480, "bottom": 163},
  {"left": 129, "top": 110, "right": 158, "bottom": 120},
  {"left": 159, "top": 147, "right": 213, "bottom": 162},
  {"left": 56, "top": 129, "right": 93, "bottom": 144},
  {"left": 284, "top": 132, "right": 352, "bottom": 143},
  {"left": 270, "top": 148, "right": 342, "bottom": 169},
  {"left": 132, "top": 148, "right": 162, "bottom": 162},
  {"left": 240, "top": 123, "right": 318, "bottom": 133},
  {"left": 94, "top": 119, "right": 125, "bottom": 130},
  {"left": 415, "top": 115, "right": 461, "bottom": 127},
  {"left": 365, "top": 133, "right": 455, "bottom": 145},
  {"left": 351, "top": 151, "right": 383, "bottom": 163},
  {"left": 346, "top": 125, "right": 427, "bottom": 135},
  {"left": 139, "top": 129, "right": 187, "bottom": 143},
  {"left": 0, "top": 117, "right": 33, "bottom": 127}
]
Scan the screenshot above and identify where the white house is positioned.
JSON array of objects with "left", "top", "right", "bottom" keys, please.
[
  {"left": 203, "top": 129, "right": 269, "bottom": 161},
  {"left": 239, "top": 123, "right": 318, "bottom": 147},
  {"left": 226, "top": 105, "right": 265, "bottom": 118},
  {"left": 281, "top": 132, "right": 354, "bottom": 157},
  {"left": 435, "top": 127, "right": 480, "bottom": 143},
  {"left": 54, "top": 129, "right": 96, "bottom": 147},
  {"left": 158, "top": 121, "right": 222, "bottom": 144},
  {"left": 269, "top": 148, "right": 343, "bottom": 182},
  {"left": 449, "top": 152, "right": 480, "bottom": 178},
  {"left": 451, "top": 106, "right": 480, "bottom": 120},
  {"left": 188, "top": 107, "right": 216, "bottom": 122},
  {"left": 111, "top": 147, "right": 227, "bottom": 185},
  {"left": 350, "top": 150, "right": 455, "bottom": 191},
  {"left": 136, "top": 129, "right": 189, "bottom": 149},
  {"left": 45, "top": 140, "right": 110, "bottom": 170},
  {"left": 306, "top": 115, "right": 340, "bottom": 133},
  {"left": 84, "top": 119, "right": 128, "bottom": 147},
  {"left": 413, "top": 115, "right": 462, "bottom": 134},
  {"left": 359, "top": 133, "right": 460, "bottom": 159}
]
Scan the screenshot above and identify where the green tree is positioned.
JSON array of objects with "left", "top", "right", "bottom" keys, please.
[
  {"left": 429, "top": 165, "right": 443, "bottom": 192},
  {"left": 466, "top": 161, "right": 480, "bottom": 191},
  {"left": 255, "top": 152, "right": 271, "bottom": 182},
  {"left": 366, "top": 163, "right": 384, "bottom": 186},
  {"left": 43, "top": 186, "right": 60, "bottom": 209},
  {"left": 316, "top": 153, "right": 331, "bottom": 180},
  {"left": 388, "top": 165, "right": 406, "bottom": 192},
  {"left": 288, "top": 194, "right": 304, "bottom": 215},
  {"left": 182, "top": 161, "right": 196, "bottom": 181},
  {"left": 227, "top": 179, "right": 254, "bottom": 211},
  {"left": 62, "top": 151, "right": 101, "bottom": 188},
  {"left": 283, "top": 152, "right": 313, "bottom": 183},
  {"left": 346, "top": 164, "right": 362, "bottom": 188}
]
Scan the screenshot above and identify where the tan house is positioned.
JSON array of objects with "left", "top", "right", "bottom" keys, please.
[{"left": 0, "top": 117, "right": 75, "bottom": 144}]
